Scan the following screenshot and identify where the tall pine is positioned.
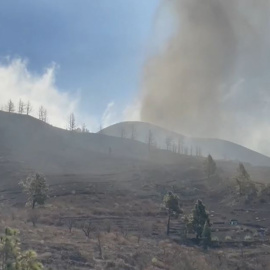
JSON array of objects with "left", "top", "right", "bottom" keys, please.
[{"left": 205, "top": 155, "right": 216, "bottom": 179}]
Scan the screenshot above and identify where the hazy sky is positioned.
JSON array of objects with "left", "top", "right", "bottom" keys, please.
[
  {"left": 2, "top": 0, "right": 270, "bottom": 156},
  {"left": 0, "top": 0, "right": 160, "bottom": 130}
]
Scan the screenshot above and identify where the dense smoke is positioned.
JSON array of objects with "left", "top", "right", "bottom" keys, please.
[{"left": 140, "top": 0, "right": 270, "bottom": 154}]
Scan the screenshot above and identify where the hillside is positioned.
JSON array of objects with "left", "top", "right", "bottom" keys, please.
[
  {"left": 101, "top": 121, "right": 270, "bottom": 167},
  {"left": 0, "top": 112, "right": 155, "bottom": 175},
  {"left": 1, "top": 113, "right": 270, "bottom": 269}
]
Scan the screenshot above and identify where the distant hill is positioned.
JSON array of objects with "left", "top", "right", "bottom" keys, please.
[
  {"left": 0, "top": 112, "right": 157, "bottom": 176},
  {"left": 101, "top": 121, "right": 270, "bottom": 167},
  {"left": 0, "top": 111, "right": 204, "bottom": 180}
]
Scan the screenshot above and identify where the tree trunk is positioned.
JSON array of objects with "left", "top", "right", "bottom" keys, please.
[
  {"left": 97, "top": 233, "right": 103, "bottom": 259},
  {"left": 32, "top": 200, "right": 36, "bottom": 209},
  {"left": 167, "top": 214, "right": 171, "bottom": 236}
]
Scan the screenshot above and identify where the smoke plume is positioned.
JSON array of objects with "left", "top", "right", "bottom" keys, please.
[{"left": 140, "top": 0, "right": 270, "bottom": 154}]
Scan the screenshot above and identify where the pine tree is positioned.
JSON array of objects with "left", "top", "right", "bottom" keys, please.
[
  {"left": 0, "top": 227, "right": 43, "bottom": 270},
  {"left": 6, "top": 100, "right": 15, "bottom": 113},
  {"left": 68, "top": 113, "right": 76, "bottom": 131},
  {"left": 19, "top": 250, "right": 43, "bottom": 270},
  {"left": 163, "top": 192, "right": 182, "bottom": 235},
  {"left": 188, "top": 200, "right": 210, "bottom": 239},
  {"left": 20, "top": 174, "right": 49, "bottom": 209},
  {"left": 237, "top": 163, "right": 250, "bottom": 181},
  {"left": 235, "top": 163, "right": 257, "bottom": 200},
  {"left": 205, "top": 155, "right": 216, "bottom": 179},
  {"left": 26, "top": 101, "right": 32, "bottom": 115},
  {"left": 18, "top": 100, "right": 25, "bottom": 114},
  {"left": 0, "top": 228, "right": 20, "bottom": 269},
  {"left": 202, "top": 221, "right": 212, "bottom": 249}
]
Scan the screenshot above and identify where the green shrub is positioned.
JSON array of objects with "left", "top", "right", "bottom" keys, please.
[
  {"left": 225, "top": 236, "right": 232, "bottom": 241},
  {"left": 0, "top": 227, "right": 43, "bottom": 270},
  {"left": 244, "top": 235, "right": 252, "bottom": 241},
  {"left": 212, "top": 236, "right": 219, "bottom": 242}
]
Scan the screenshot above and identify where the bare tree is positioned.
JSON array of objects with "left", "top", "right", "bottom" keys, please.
[
  {"left": 195, "top": 146, "right": 199, "bottom": 156},
  {"left": 18, "top": 99, "right": 25, "bottom": 114},
  {"left": 177, "top": 138, "right": 183, "bottom": 154},
  {"left": 165, "top": 136, "right": 172, "bottom": 151},
  {"left": 99, "top": 124, "right": 103, "bottom": 134},
  {"left": 68, "top": 113, "right": 76, "bottom": 131},
  {"left": 38, "top": 106, "right": 48, "bottom": 122},
  {"left": 105, "top": 220, "right": 111, "bottom": 233},
  {"left": 172, "top": 142, "right": 177, "bottom": 153},
  {"left": 43, "top": 109, "right": 47, "bottom": 123},
  {"left": 147, "top": 129, "right": 154, "bottom": 151},
  {"left": 120, "top": 225, "right": 129, "bottom": 239},
  {"left": 6, "top": 99, "right": 15, "bottom": 113},
  {"left": 81, "top": 221, "right": 95, "bottom": 238},
  {"left": 195, "top": 146, "right": 202, "bottom": 157},
  {"left": 82, "top": 123, "right": 89, "bottom": 133},
  {"left": 66, "top": 218, "right": 75, "bottom": 233},
  {"left": 96, "top": 232, "right": 103, "bottom": 259},
  {"left": 120, "top": 127, "right": 126, "bottom": 138},
  {"left": 26, "top": 101, "right": 33, "bottom": 115},
  {"left": 190, "top": 146, "right": 193, "bottom": 156},
  {"left": 39, "top": 106, "right": 46, "bottom": 121},
  {"left": 131, "top": 124, "right": 137, "bottom": 140},
  {"left": 28, "top": 209, "right": 40, "bottom": 227}
]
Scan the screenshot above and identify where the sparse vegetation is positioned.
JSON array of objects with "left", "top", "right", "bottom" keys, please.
[{"left": 1, "top": 114, "right": 270, "bottom": 269}]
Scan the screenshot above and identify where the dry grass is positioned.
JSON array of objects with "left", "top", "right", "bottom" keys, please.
[{"left": 1, "top": 163, "right": 270, "bottom": 270}]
